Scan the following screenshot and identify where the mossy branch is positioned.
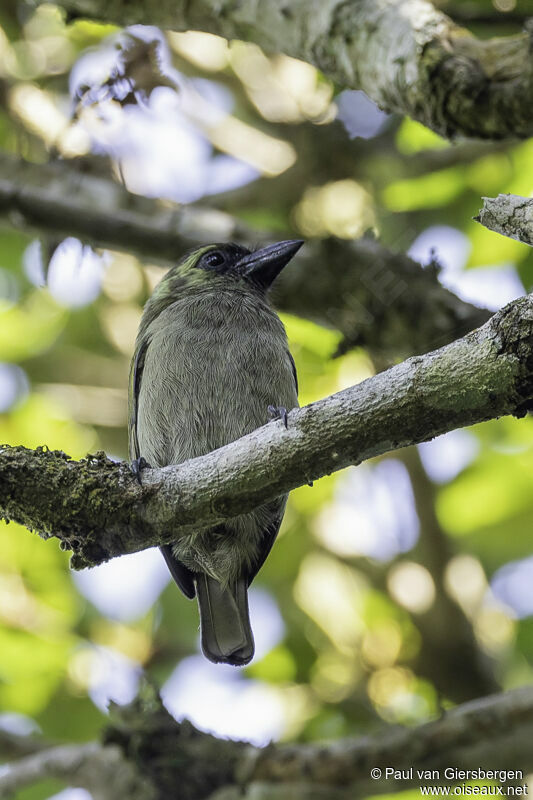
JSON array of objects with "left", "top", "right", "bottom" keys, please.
[{"left": 1, "top": 293, "right": 532, "bottom": 569}]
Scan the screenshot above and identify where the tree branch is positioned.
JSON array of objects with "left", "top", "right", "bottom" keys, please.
[
  {"left": 38, "top": 0, "right": 533, "bottom": 140},
  {"left": 244, "top": 687, "right": 533, "bottom": 795},
  {"left": 277, "top": 237, "right": 491, "bottom": 360},
  {"left": 0, "top": 153, "right": 490, "bottom": 360},
  {"left": 0, "top": 153, "right": 248, "bottom": 261},
  {"left": 403, "top": 140, "right": 510, "bottom": 178},
  {"left": 476, "top": 194, "right": 533, "bottom": 247},
  {"left": 0, "top": 729, "right": 51, "bottom": 758},
  {"left": 1, "top": 293, "right": 532, "bottom": 569},
  {"left": 3, "top": 686, "right": 533, "bottom": 799},
  {"left": 105, "top": 685, "right": 533, "bottom": 798},
  {"left": 440, "top": 3, "right": 528, "bottom": 27}
]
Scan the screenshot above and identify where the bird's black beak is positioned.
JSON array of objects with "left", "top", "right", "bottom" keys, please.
[{"left": 237, "top": 240, "right": 304, "bottom": 289}]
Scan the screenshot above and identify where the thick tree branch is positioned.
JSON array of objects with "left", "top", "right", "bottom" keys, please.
[
  {"left": 1, "top": 293, "right": 532, "bottom": 569},
  {"left": 105, "top": 686, "right": 533, "bottom": 798},
  {"left": 4, "top": 687, "right": 533, "bottom": 799},
  {"left": 476, "top": 194, "right": 533, "bottom": 247},
  {"left": 39, "top": 0, "right": 533, "bottom": 140},
  {"left": 0, "top": 153, "right": 490, "bottom": 360}
]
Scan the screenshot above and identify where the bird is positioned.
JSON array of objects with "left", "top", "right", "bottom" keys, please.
[{"left": 128, "top": 240, "right": 302, "bottom": 666}]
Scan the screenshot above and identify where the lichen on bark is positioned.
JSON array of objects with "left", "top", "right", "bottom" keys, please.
[{"left": 34, "top": 0, "right": 533, "bottom": 140}]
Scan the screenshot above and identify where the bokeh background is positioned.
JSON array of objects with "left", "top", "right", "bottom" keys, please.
[{"left": 2, "top": 0, "right": 533, "bottom": 798}]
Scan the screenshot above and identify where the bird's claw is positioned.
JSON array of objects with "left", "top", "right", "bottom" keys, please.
[
  {"left": 268, "top": 405, "right": 288, "bottom": 429},
  {"left": 131, "top": 456, "right": 151, "bottom": 485}
]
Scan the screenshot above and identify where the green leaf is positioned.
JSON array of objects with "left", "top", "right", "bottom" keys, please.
[
  {"left": 395, "top": 118, "right": 449, "bottom": 155},
  {"left": 0, "top": 628, "right": 75, "bottom": 714},
  {"left": 0, "top": 393, "right": 97, "bottom": 456},
  {"left": 383, "top": 168, "right": 465, "bottom": 212},
  {"left": 247, "top": 645, "right": 297, "bottom": 683},
  {"left": 0, "top": 292, "right": 68, "bottom": 362}
]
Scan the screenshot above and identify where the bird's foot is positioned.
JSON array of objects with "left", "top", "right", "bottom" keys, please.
[
  {"left": 268, "top": 405, "right": 288, "bottom": 429},
  {"left": 131, "top": 456, "right": 151, "bottom": 485}
]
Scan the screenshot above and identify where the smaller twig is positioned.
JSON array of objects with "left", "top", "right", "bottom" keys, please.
[
  {"left": 475, "top": 194, "right": 533, "bottom": 246},
  {"left": 0, "top": 729, "right": 52, "bottom": 758},
  {"left": 0, "top": 742, "right": 154, "bottom": 800}
]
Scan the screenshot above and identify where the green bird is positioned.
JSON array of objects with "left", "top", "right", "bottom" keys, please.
[{"left": 129, "top": 240, "right": 302, "bottom": 665}]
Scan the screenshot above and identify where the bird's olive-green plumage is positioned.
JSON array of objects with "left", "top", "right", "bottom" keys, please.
[{"left": 129, "top": 240, "right": 302, "bottom": 665}]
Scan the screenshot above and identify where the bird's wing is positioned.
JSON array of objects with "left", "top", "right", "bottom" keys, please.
[
  {"left": 128, "top": 338, "right": 148, "bottom": 463},
  {"left": 246, "top": 352, "right": 297, "bottom": 586},
  {"left": 288, "top": 350, "right": 298, "bottom": 395},
  {"left": 129, "top": 337, "right": 196, "bottom": 600},
  {"left": 160, "top": 545, "right": 196, "bottom": 599},
  {"left": 246, "top": 502, "right": 286, "bottom": 587}
]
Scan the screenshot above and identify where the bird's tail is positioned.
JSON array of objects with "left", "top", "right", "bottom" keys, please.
[{"left": 194, "top": 574, "right": 255, "bottom": 666}]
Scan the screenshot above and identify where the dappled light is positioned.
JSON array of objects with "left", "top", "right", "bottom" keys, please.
[{"left": 1, "top": 1, "right": 533, "bottom": 796}]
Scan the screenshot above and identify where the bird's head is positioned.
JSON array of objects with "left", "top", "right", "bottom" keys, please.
[
  {"left": 139, "top": 239, "right": 303, "bottom": 338},
  {"left": 165, "top": 239, "right": 303, "bottom": 292}
]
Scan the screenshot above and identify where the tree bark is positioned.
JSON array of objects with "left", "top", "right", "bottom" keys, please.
[
  {"left": 37, "top": 0, "right": 533, "bottom": 140},
  {"left": 476, "top": 194, "right": 533, "bottom": 247},
  {"left": 3, "top": 687, "right": 533, "bottom": 800},
  {"left": 242, "top": 686, "right": 533, "bottom": 796},
  {"left": 1, "top": 291, "right": 532, "bottom": 569}
]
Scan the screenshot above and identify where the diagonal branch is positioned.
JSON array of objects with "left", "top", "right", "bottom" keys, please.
[
  {"left": 0, "top": 153, "right": 490, "bottom": 360},
  {"left": 1, "top": 293, "right": 532, "bottom": 570},
  {"left": 38, "top": 0, "right": 533, "bottom": 140}
]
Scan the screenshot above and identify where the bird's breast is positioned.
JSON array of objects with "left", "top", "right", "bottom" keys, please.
[{"left": 136, "top": 289, "right": 298, "bottom": 467}]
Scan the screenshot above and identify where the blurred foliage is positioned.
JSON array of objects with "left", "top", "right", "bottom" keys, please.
[{"left": 1, "top": 1, "right": 533, "bottom": 797}]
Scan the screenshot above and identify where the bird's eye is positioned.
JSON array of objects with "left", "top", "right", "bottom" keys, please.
[{"left": 204, "top": 250, "right": 225, "bottom": 268}]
